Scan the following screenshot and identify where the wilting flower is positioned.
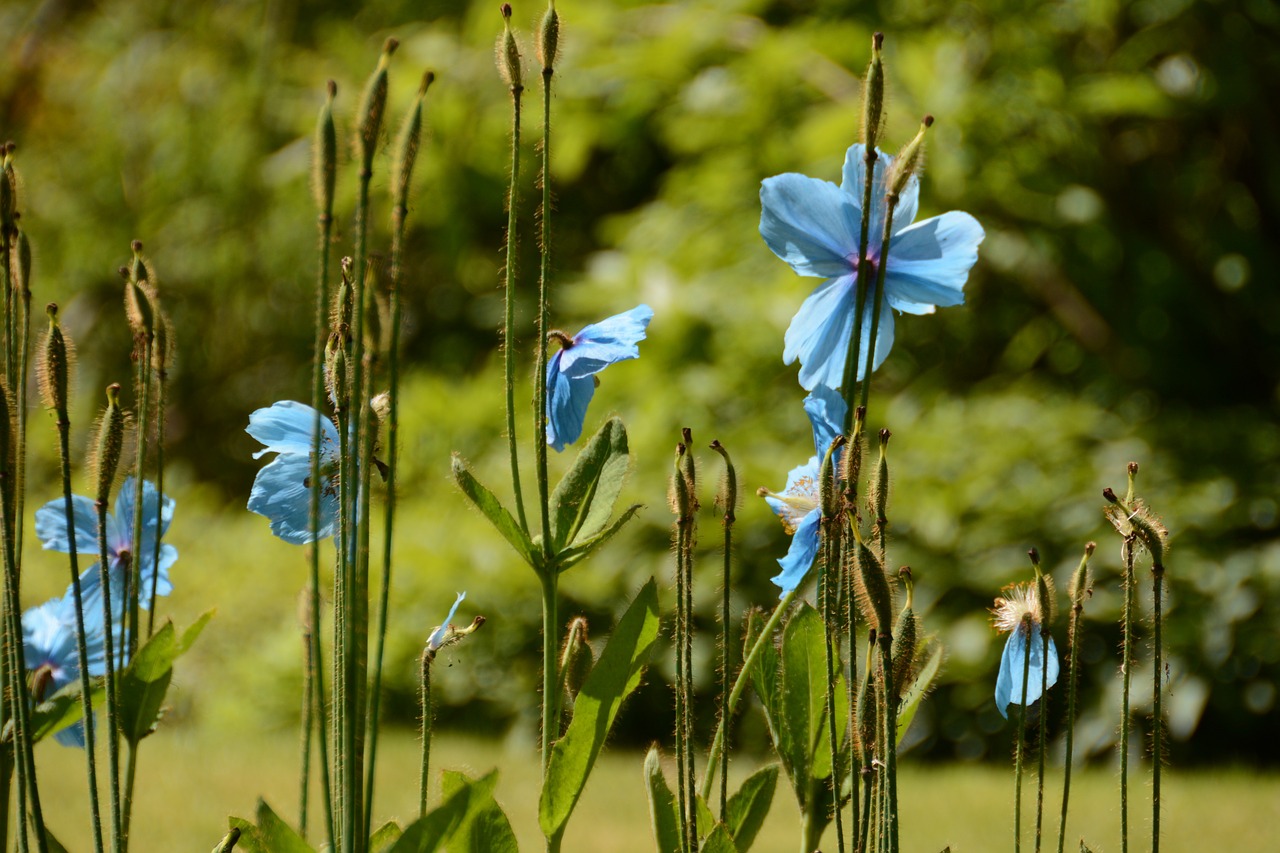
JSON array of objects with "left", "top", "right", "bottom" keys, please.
[
  {"left": 427, "top": 591, "right": 467, "bottom": 653},
  {"left": 760, "top": 143, "right": 984, "bottom": 391},
  {"left": 760, "top": 385, "right": 847, "bottom": 596},
  {"left": 546, "top": 305, "right": 653, "bottom": 452},
  {"left": 35, "top": 477, "right": 177, "bottom": 616},
  {"left": 247, "top": 401, "right": 340, "bottom": 544},
  {"left": 992, "top": 583, "right": 1059, "bottom": 719},
  {"left": 22, "top": 596, "right": 116, "bottom": 748}
]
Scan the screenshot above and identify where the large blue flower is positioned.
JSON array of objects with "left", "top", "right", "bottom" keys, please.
[
  {"left": 760, "top": 143, "right": 984, "bottom": 391},
  {"left": 761, "top": 385, "right": 847, "bottom": 597},
  {"left": 35, "top": 477, "right": 177, "bottom": 618},
  {"left": 23, "top": 595, "right": 116, "bottom": 748},
  {"left": 247, "top": 401, "right": 340, "bottom": 544},
  {"left": 546, "top": 305, "right": 653, "bottom": 452},
  {"left": 992, "top": 584, "right": 1060, "bottom": 719}
]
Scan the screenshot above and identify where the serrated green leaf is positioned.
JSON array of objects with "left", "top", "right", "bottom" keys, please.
[
  {"left": 897, "top": 641, "right": 943, "bottom": 748},
  {"left": 441, "top": 770, "right": 518, "bottom": 853},
  {"left": 643, "top": 746, "right": 681, "bottom": 853},
  {"left": 451, "top": 453, "right": 539, "bottom": 570},
  {"left": 549, "top": 417, "right": 630, "bottom": 553},
  {"left": 539, "top": 578, "right": 660, "bottom": 839},
  {"left": 699, "top": 824, "right": 740, "bottom": 853},
  {"left": 371, "top": 820, "right": 402, "bottom": 852},
  {"left": 557, "top": 504, "right": 642, "bottom": 572},
  {"left": 724, "top": 764, "right": 777, "bottom": 851}
]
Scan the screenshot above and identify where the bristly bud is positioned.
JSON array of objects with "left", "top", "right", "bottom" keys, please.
[
  {"left": 92, "top": 383, "right": 127, "bottom": 505},
  {"left": 497, "top": 5, "right": 524, "bottom": 92},
  {"left": 869, "top": 427, "right": 890, "bottom": 531},
  {"left": 710, "top": 440, "right": 738, "bottom": 524},
  {"left": 128, "top": 239, "right": 152, "bottom": 285},
  {"left": 670, "top": 442, "right": 695, "bottom": 519},
  {"left": 853, "top": 537, "right": 893, "bottom": 635},
  {"left": 537, "top": 0, "right": 561, "bottom": 74},
  {"left": 152, "top": 309, "right": 175, "bottom": 377},
  {"left": 332, "top": 257, "right": 354, "bottom": 341},
  {"left": 0, "top": 379, "right": 12, "bottom": 472},
  {"left": 393, "top": 71, "right": 434, "bottom": 219},
  {"left": 678, "top": 427, "right": 698, "bottom": 509},
  {"left": 39, "top": 303, "right": 75, "bottom": 414},
  {"left": 1068, "top": 543, "right": 1095, "bottom": 608},
  {"left": 1125, "top": 461, "right": 1139, "bottom": 504},
  {"left": 326, "top": 335, "right": 348, "bottom": 411},
  {"left": 313, "top": 81, "right": 338, "bottom": 218},
  {"left": 819, "top": 434, "right": 845, "bottom": 522},
  {"left": 559, "top": 615, "right": 593, "bottom": 703},
  {"left": 842, "top": 405, "right": 866, "bottom": 505},
  {"left": 13, "top": 229, "right": 32, "bottom": 296},
  {"left": 855, "top": 628, "right": 879, "bottom": 766},
  {"left": 125, "top": 277, "right": 157, "bottom": 345},
  {"left": 890, "top": 567, "right": 918, "bottom": 702},
  {"left": 1129, "top": 501, "right": 1168, "bottom": 571},
  {"left": 357, "top": 39, "right": 398, "bottom": 173},
  {"left": 860, "top": 33, "right": 885, "bottom": 154},
  {"left": 886, "top": 116, "right": 933, "bottom": 204},
  {"left": 1, "top": 145, "right": 15, "bottom": 235}
]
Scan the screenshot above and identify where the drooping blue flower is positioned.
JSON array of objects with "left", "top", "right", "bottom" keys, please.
[
  {"left": 992, "top": 583, "right": 1060, "bottom": 719},
  {"left": 760, "top": 385, "right": 847, "bottom": 597},
  {"left": 427, "top": 591, "right": 467, "bottom": 652},
  {"left": 546, "top": 305, "right": 653, "bottom": 452},
  {"left": 760, "top": 143, "right": 984, "bottom": 391},
  {"left": 247, "top": 401, "right": 340, "bottom": 544},
  {"left": 22, "top": 595, "right": 116, "bottom": 748},
  {"left": 35, "top": 477, "right": 177, "bottom": 618}
]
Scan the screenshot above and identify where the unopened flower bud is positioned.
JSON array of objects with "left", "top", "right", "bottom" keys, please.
[
  {"left": 842, "top": 405, "right": 866, "bottom": 505},
  {"left": 39, "top": 303, "right": 75, "bottom": 415},
  {"left": 496, "top": 5, "right": 523, "bottom": 91},
  {"left": 393, "top": 72, "right": 433, "bottom": 219},
  {"left": 357, "top": 39, "right": 398, "bottom": 173},
  {"left": 93, "top": 384, "right": 127, "bottom": 505},
  {"left": 13, "top": 229, "right": 32, "bottom": 297},
  {"left": 314, "top": 81, "right": 338, "bottom": 218},
  {"left": 820, "top": 434, "right": 845, "bottom": 522},
  {"left": 890, "top": 567, "right": 918, "bottom": 702},
  {"left": 860, "top": 33, "right": 885, "bottom": 154},
  {"left": 886, "top": 116, "right": 933, "bottom": 204},
  {"left": 560, "top": 615, "right": 593, "bottom": 702},
  {"left": 856, "top": 629, "right": 878, "bottom": 766},
  {"left": 854, "top": 538, "right": 893, "bottom": 635},
  {"left": 869, "top": 427, "right": 890, "bottom": 529},
  {"left": 710, "top": 440, "right": 738, "bottom": 524},
  {"left": 537, "top": 0, "right": 561, "bottom": 74}
]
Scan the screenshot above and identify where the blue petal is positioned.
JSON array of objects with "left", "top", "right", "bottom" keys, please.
[
  {"left": 427, "top": 591, "right": 467, "bottom": 651},
  {"left": 839, "top": 144, "right": 919, "bottom": 240},
  {"left": 557, "top": 305, "right": 653, "bottom": 378},
  {"left": 804, "top": 385, "right": 848, "bottom": 460},
  {"left": 770, "top": 509, "right": 821, "bottom": 598},
  {"left": 55, "top": 720, "right": 89, "bottom": 749},
  {"left": 247, "top": 401, "right": 339, "bottom": 459},
  {"left": 35, "top": 495, "right": 99, "bottom": 557},
  {"left": 885, "top": 211, "right": 984, "bottom": 311},
  {"left": 248, "top": 452, "right": 338, "bottom": 544},
  {"left": 546, "top": 356, "right": 596, "bottom": 452},
  {"left": 760, "top": 174, "right": 860, "bottom": 279},
  {"left": 995, "top": 629, "right": 1059, "bottom": 718},
  {"left": 784, "top": 274, "right": 858, "bottom": 391}
]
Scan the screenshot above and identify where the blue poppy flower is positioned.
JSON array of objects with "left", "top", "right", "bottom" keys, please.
[
  {"left": 992, "top": 584, "right": 1060, "bottom": 719},
  {"left": 35, "top": 477, "right": 177, "bottom": 619},
  {"left": 247, "top": 401, "right": 340, "bottom": 543},
  {"left": 23, "top": 595, "right": 117, "bottom": 748},
  {"left": 760, "top": 385, "right": 847, "bottom": 597},
  {"left": 546, "top": 305, "right": 653, "bottom": 452},
  {"left": 760, "top": 143, "right": 984, "bottom": 391},
  {"left": 427, "top": 591, "right": 467, "bottom": 652}
]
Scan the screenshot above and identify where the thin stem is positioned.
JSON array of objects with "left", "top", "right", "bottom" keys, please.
[
  {"left": 878, "top": 636, "right": 898, "bottom": 853},
  {"left": 717, "top": 488, "right": 733, "bottom": 819},
  {"left": 97, "top": 502, "right": 124, "bottom": 853},
  {"left": 13, "top": 282, "right": 28, "bottom": 564},
  {"left": 1014, "top": 621, "right": 1031, "bottom": 853},
  {"left": 300, "top": 622, "right": 314, "bottom": 838},
  {"left": 840, "top": 149, "right": 879, "bottom": 435},
  {"left": 128, "top": 345, "right": 152, "bottom": 662},
  {"left": 1056, "top": 587, "right": 1085, "bottom": 853},
  {"left": 502, "top": 83, "right": 528, "bottom": 534},
  {"left": 822, "top": 532, "right": 846, "bottom": 853},
  {"left": 534, "top": 68, "right": 553, "bottom": 564},
  {"left": 418, "top": 651, "right": 432, "bottom": 818},
  {"left": 1119, "top": 538, "right": 1134, "bottom": 853},
  {"left": 1152, "top": 564, "right": 1164, "bottom": 853},
  {"left": 1035, "top": 624, "right": 1050, "bottom": 853},
  {"left": 673, "top": 522, "right": 689, "bottom": 851},
  {"left": 857, "top": 759, "right": 872, "bottom": 853},
  {"left": 145, "top": 369, "right": 166, "bottom": 635},
  {"left": 539, "top": 570, "right": 560, "bottom": 770},
  {"left": 681, "top": 512, "right": 696, "bottom": 851},
  {"left": 122, "top": 745, "right": 139, "bottom": 842},
  {"left": 858, "top": 203, "right": 897, "bottom": 416}
]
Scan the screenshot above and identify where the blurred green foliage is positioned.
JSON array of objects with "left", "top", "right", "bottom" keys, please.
[{"left": 2, "top": 0, "right": 1277, "bottom": 764}]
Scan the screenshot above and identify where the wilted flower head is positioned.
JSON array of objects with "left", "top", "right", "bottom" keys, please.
[
  {"left": 760, "top": 143, "right": 984, "bottom": 391},
  {"left": 991, "top": 582, "right": 1059, "bottom": 719},
  {"left": 546, "top": 304, "right": 653, "bottom": 452},
  {"left": 246, "top": 401, "right": 340, "bottom": 543}
]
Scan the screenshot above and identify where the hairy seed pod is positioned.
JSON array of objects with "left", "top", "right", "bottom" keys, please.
[
  {"left": 393, "top": 72, "right": 433, "bottom": 219},
  {"left": 842, "top": 405, "right": 866, "bottom": 505},
  {"left": 13, "top": 229, "right": 31, "bottom": 296},
  {"left": 886, "top": 116, "right": 933, "bottom": 203},
  {"left": 1130, "top": 502, "right": 1168, "bottom": 571},
  {"left": 39, "top": 303, "right": 75, "bottom": 414},
  {"left": 820, "top": 435, "right": 845, "bottom": 522},
  {"left": 670, "top": 443, "right": 694, "bottom": 519},
  {"left": 854, "top": 539, "right": 893, "bottom": 635},
  {"left": 890, "top": 566, "right": 917, "bottom": 701},
  {"left": 537, "top": 0, "right": 561, "bottom": 73},
  {"left": 710, "top": 440, "right": 738, "bottom": 524},
  {"left": 855, "top": 629, "right": 879, "bottom": 766},
  {"left": 1069, "top": 542, "right": 1096, "bottom": 607},
  {"left": 496, "top": 5, "right": 523, "bottom": 91},
  {"left": 92, "top": 384, "right": 126, "bottom": 505},
  {"left": 560, "top": 615, "right": 593, "bottom": 702},
  {"left": 678, "top": 427, "right": 698, "bottom": 509},
  {"left": 861, "top": 33, "right": 885, "bottom": 153},
  {"left": 312, "top": 80, "right": 338, "bottom": 219},
  {"left": 869, "top": 428, "right": 891, "bottom": 529},
  {"left": 357, "top": 39, "right": 398, "bottom": 173},
  {"left": 0, "top": 148, "right": 14, "bottom": 235}
]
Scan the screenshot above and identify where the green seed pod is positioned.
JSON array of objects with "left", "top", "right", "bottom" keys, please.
[
  {"left": 560, "top": 615, "right": 593, "bottom": 702},
  {"left": 92, "top": 384, "right": 126, "bottom": 505},
  {"left": 855, "top": 629, "right": 879, "bottom": 766},
  {"left": 39, "top": 303, "right": 75, "bottom": 415},
  {"left": 853, "top": 538, "right": 893, "bottom": 635},
  {"left": 841, "top": 405, "right": 866, "bottom": 506},
  {"left": 678, "top": 427, "right": 698, "bottom": 509},
  {"left": 128, "top": 239, "right": 153, "bottom": 286},
  {"left": 537, "top": 0, "right": 561, "bottom": 74},
  {"left": 496, "top": 4, "right": 523, "bottom": 92},
  {"left": 1, "top": 146, "right": 15, "bottom": 235},
  {"left": 13, "top": 229, "right": 32, "bottom": 296},
  {"left": 1068, "top": 542, "right": 1095, "bottom": 609},
  {"left": 393, "top": 72, "right": 433, "bottom": 220},
  {"left": 820, "top": 434, "right": 844, "bottom": 522},
  {"left": 326, "top": 336, "right": 348, "bottom": 411},
  {"left": 125, "top": 278, "right": 156, "bottom": 344},
  {"left": 869, "top": 427, "right": 890, "bottom": 530},
  {"left": 314, "top": 80, "right": 338, "bottom": 219},
  {"left": 1130, "top": 501, "right": 1168, "bottom": 571},
  {"left": 891, "top": 610, "right": 918, "bottom": 704},
  {"left": 1124, "top": 461, "right": 1139, "bottom": 505},
  {"left": 886, "top": 116, "right": 933, "bottom": 204},
  {"left": 670, "top": 443, "right": 694, "bottom": 520},
  {"left": 709, "top": 440, "right": 738, "bottom": 524},
  {"left": 860, "top": 33, "right": 885, "bottom": 153},
  {"left": 152, "top": 309, "right": 175, "bottom": 377},
  {"left": 332, "top": 257, "right": 354, "bottom": 340},
  {"left": 357, "top": 38, "right": 398, "bottom": 174}
]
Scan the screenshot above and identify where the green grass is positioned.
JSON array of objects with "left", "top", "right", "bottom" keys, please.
[{"left": 34, "top": 727, "right": 1280, "bottom": 851}]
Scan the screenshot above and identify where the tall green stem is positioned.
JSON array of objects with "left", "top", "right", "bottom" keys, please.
[
  {"left": 1014, "top": 620, "right": 1031, "bottom": 853},
  {"left": 1057, "top": 546, "right": 1092, "bottom": 853},
  {"left": 300, "top": 620, "right": 315, "bottom": 837},
  {"left": 539, "top": 570, "right": 560, "bottom": 769},
  {"left": 97, "top": 502, "right": 123, "bottom": 853},
  {"left": 418, "top": 651, "right": 432, "bottom": 817},
  {"left": 127, "top": 346, "right": 151, "bottom": 664},
  {"left": 821, "top": 532, "right": 846, "bottom": 852},
  {"left": 858, "top": 204, "right": 896, "bottom": 416},
  {"left": 502, "top": 82, "right": 528, "bottom": 534},
  {"left": 1151, "top": 564, "right": 1164, "bottom": 853},
  {"left": 840, "top": 151, "right": 879, "bottom": 435},
  {"left": 878, "top": 636, "right": 898, "bottom": 853},
  {"left": 1035, "top": 623, "right": 1050, "bottom": 853},
  {"left": 1119, "top": 538, "right": 1134, "bottom": 853}
]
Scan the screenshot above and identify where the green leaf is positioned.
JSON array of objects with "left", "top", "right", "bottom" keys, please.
[
  {"left": 451, "top": 453, "right": 539, "bottom": 570},
  {"left": 699, "top": 824, "right": 740, "bottom": 853},
  {"left": 227, "top": 800, "right": 314, "bottom": 853},
  {"left": 391, "top": 770, "right": 504, "bottom": 853},
  {"left": 539, "top": 578, "right": 660, "bottom": 839},
  {"left": 896, "top": 640, "right": 943, "bottom": 748},
  {"left": 371, "top": 820, "right": 403, "bottom": 852},
  {"left": 556, "top": 504, "right": 642, "bottom": 572},
  {"left": 724, "top": 764, "right": 777, "bottom": 851},
  {"left": 549, "top": 417, "right": 630, "bottom": 553},
  {"left": 42, "top": 827, "right": 70, "bottom": 853},
  {"left": 440, "top": 770, "right": 518, "bottom": 853},
  {"left": 116, "top": 612, "right": 213, "bottom": 745},
  {"left": 643, "top": 746, "right": 681, "bottom": 853},
  {"left": 28, "top": 680, "right": 104, "bottom": 743}
]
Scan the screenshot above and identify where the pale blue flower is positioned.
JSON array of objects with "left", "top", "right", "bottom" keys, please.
[
  {"left": 35, "top": 477, "right": 177, "bottom": 618},
  {"left": 760, "top": 143, "right": 984, "bottom": 390},
  {"left": 761, "top": 386, "right": 847, "bottom": 597},
  {"left": 546, "top": 305, "right": 653, "bottom": 452},
  {"left": 23, "top": 596, "right": 116, "bottom": 748},
  {"left": 427, "top": 591, "right": 466, "bottom": 652},
  {"left": 992, "top": 584, "right": 1060, "bottom": 719},
  {"left": 247, "top": 401, "right": 340, "bottom": 543}
]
